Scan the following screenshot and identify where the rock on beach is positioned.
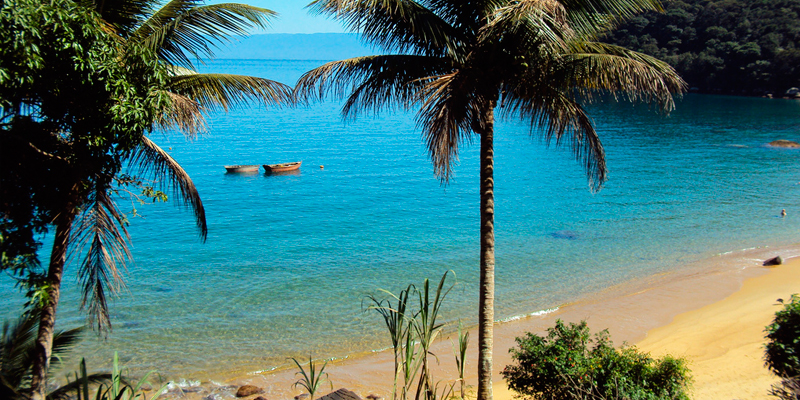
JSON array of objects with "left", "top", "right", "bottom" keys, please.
[
  {"left": 767, "top": 140, "right": 800, "bottom": 148},
  {"left": 236, "top": 385, "right": 265, "bottom": 397}
]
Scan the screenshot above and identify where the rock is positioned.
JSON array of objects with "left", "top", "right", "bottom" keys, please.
[
  {"left": 768, "top": 140, "right": 800, "bottom": 148},
  {"left": 295, "top": 394, "right": 309, "bottom": 400},
  {"left": 366, "top": 395, "right": 382, "bottom": 400},
  {"left": 254, "top": 397, "right": 267, "bottom": 400},
  {"left": 317, "top": 389, "right": 363, "bottom": 400},
  {"left": 764, "top": 256, "right": 783, "bottom": 266},
  {"left": 236, "top": 385, "right": 264, "bottom": 397},
  {"left": 550, "top": 230, "right": 578, "bottom": 240}
]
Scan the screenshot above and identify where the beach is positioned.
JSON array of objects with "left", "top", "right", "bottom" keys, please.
[{"left": 164, "top": 245, "right": 797, "bottom": 400}]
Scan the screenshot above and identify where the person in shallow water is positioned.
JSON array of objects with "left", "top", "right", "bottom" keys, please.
[{"left": 781, "top": 209, "right": 787, "bottom": 217}]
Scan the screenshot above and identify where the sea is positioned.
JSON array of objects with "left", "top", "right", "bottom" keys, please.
[{"left": 2, "top": 59, "right": 800, "bottom": 383}]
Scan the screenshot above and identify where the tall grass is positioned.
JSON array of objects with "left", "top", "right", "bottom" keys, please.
[{"left": 365, "top": 271, "right": 457, "bottom": 400}]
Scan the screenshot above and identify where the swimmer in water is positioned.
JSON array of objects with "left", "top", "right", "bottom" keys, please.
[{"left": 781, "top": 209, "right": 787, "bottom": 217}]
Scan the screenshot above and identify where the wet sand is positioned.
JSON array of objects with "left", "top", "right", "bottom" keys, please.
[{"left": 166, "top": 245, "right": 797, "bottom": 400}]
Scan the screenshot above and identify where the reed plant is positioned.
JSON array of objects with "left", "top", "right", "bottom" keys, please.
[
  {"left": 366, "top": 271, "right": 456, "bottom": 400},
  {"left": 290, "top": 356, "right": 332, "bottom": 400},
  {"left": 451, "top": 322, "right": 470, "bottom": 400}
]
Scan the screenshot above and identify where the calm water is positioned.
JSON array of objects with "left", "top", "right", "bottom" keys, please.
[{"left": 2, "top": 59, "right": 800, "bottom": 380}]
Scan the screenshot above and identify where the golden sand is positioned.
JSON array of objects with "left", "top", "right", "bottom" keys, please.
[
  {"left": 198, "top": 247, "right": 799, "bottom": 400},
  {"left": 494, "top": 258, "right": 799, "bottom": 400}
]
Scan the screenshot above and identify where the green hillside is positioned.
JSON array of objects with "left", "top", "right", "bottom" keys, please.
[{"left": 604, "top": 0, "right": 800, "bottom": 96}]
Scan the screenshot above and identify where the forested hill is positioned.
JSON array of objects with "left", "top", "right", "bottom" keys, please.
[{"left": 603, "top": 0, "right": 800, "bottom": 96}]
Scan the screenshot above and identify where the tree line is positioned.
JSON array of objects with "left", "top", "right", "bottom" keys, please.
[{"left": 603, "top": 0, "right": 800, "bottom": 96}]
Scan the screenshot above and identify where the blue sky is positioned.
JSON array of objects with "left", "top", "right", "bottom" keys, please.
[{"left": 219, "top": 0, "right": 347, "bottom": 34}]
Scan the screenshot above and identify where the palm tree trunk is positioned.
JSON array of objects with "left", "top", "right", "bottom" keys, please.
[
  {"left": 477, "top": 104, "right": 496, "bottom": 400},
  {"left": 30, "top": 211, "right": 74, "bottom": 400}
]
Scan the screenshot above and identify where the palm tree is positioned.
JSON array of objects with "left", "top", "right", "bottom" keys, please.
[
  {"left": 28, "top": 1, "right": 293, "bottom": 399},
  {"left": 295, "top": 1, "right": 685, "bottom": 399}
]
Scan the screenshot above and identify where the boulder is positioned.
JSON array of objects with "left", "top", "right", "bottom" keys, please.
[
  {"left": 764, "top": 256, "right": 783, "bottom": 266},
  {"left": 236, "top": 385, "right": 265, "bottom": 397},
  {"left": 317, "top": 389, "right": 363, "bottom": 400},
  {"left": 768, "top": 140, "right": 800, "bottom": 148},
  {"left": 254, "top": 397, "right": 267, "bottom": 400}
]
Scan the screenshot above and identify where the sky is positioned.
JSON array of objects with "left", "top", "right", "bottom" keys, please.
[{"left": 214, "top": 0, "right": 348, "bottom": 34}]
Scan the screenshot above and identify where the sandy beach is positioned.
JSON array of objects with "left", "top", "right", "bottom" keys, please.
[{"left": 166, "top": 246, "right": 798, "bottom": 400}]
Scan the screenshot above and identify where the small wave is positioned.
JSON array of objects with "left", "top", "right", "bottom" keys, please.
[
  {"left": 498, "top": 307, "right": 559, "bottom": 323},
  {"left": 166, "top": 379, "right": 202, "bottom": 389},
  {"left": 248, "top": 366, "right": 277, "bottom": 375}
]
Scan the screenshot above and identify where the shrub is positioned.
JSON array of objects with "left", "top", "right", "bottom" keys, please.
[
  {"left": 502, "top": 320, "right": 691, "bottom": 400},
  {"left": 766, "top": 294, "right": 800, "bottom": 378}
]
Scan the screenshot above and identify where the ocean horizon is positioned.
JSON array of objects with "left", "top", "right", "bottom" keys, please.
[{"left": 2, "top": 59, "right": 800, "bottom": 382}]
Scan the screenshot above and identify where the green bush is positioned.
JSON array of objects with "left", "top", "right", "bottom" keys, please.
[
  {"left": 766, "top": 294, "right": 800, "bottom": 378},
  {"left": 502, "top": 320, "right": 691, "bottom": 400}
]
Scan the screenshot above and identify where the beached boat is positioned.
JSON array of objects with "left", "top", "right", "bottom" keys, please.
[
  {"left": 263, "top": 161, "right": 302, "bottom": 173},
  {"left": 224, "top": 164, "right": 260, "bottom": 173}
]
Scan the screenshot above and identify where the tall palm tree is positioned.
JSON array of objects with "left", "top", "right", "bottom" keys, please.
[
  {"left": 29, "top": 1, "right": 293, "bottom": 399},
  {"left": 295, "top": 1, "right": 685, "bottom": 399}
]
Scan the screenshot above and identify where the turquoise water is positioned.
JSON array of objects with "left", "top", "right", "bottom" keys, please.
[{"left": 2, "top": 59, "right": 800, "bottom": 379}]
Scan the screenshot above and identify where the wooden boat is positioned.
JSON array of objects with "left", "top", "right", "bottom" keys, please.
[
  {"left": 224, "top": 164, "right": 260, "bottom": 173},
  {"left": 263, "top": 161, "right": 302, "bottom": 173}
]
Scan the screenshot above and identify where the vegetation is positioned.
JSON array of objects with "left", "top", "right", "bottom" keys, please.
[
  {"left": 766, "top": 294, "right": 800, "bottom": 399},
  {"left": 290, "top": 356, "right": 332, "bottom": 400},
  {"left": 502, "top": 320, "right": 692, "bottom": 400},
  {"left": 296, "top": 1, "right": 684, "bottom": 399},
  {"left": 1, "top": 0, "right": 291, "bottom": 398},
  {"left": 603, "top": 0, "right": 800, "bottom": 95},
  {"left": 366, "top": 272, "right": 457, "bottom": 400}
]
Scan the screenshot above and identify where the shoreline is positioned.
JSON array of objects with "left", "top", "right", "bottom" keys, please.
[{"left": 160, "top": 243, "right": 800, "bottom": 399}]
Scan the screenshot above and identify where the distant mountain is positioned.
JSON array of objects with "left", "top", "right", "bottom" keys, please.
[{"left": 212, "top": 33, "right": 378, "bottom": 60}]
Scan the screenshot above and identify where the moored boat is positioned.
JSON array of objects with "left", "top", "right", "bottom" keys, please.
[
  {"left": 263, "top": 161, "right": 302, "bottom": 173},
  {"left": 224, "top": 164, "right": 260, "bottom": 173}
]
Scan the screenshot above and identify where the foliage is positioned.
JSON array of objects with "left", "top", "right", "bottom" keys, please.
[
  {"left": 451, "top": 321, "right": 470, "bottom": 400},
  {"left": 603, "top": 0, "right": 800, "bottom": 95},
  {"left": 84, "top": 352, "right": 168, "bottom": 400},
  {"left": 366, "top": 271, "right": 456, "bottom": 400},
  {"left": 766, "top": 294, "right": 800, "bottom": 378},
  {"left": 0, "top": 313, "right": 108, "bottom": 400},
  {"left": 770, "top": 377, "right": 800, "bottom": 400},
  {"left": 502, "top": 320, "right": 692, "bottom": 400},
  {"left": 290, "top": 356, "right": 332, "bottom": 400},
  {"left": 0, "top": 0, "right": 166, "bottom": 285}
]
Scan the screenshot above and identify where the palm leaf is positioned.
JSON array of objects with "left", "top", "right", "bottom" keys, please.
[
  {"left": 156, "top": 90, "right": 207, "bottom": 137},
  {"left": 415, "top": 70, "right": 488, "bottom": 181},
  {"left": 1, "top": 313, "right": 84, "bottom": 398},
  {"left": 132, "top": 0, "right": 275, "bottom": 68},
  {"left": 308, "top": 0, "right": 468, "bottom": 58},
  {"left": 296, "top": 55, "right": 449, "bottom": 119},
  {"left": 168, "top": 72, "right": 292, "bottom": 112},
  {"left": 501, "top": 76, "right": 607, "bottom": 190},
  {"left": 561, "top": 41, "right": 686, "bottom": 109},
  {"left": 126, "top": 136, "right": 207, "bottom": 241},
  {"left": 558, "top": 0, "right": 664, "bottom": 35},
  {"left": 70, "top": 186, "right": 132, "bottom": 332}
]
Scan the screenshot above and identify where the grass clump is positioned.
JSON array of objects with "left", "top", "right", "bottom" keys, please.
[{"left": 502, "top": 320, "right": 691, "bottom": 400}]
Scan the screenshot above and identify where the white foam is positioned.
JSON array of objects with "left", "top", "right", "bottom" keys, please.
[{"left": 498, "top": 307, "right": 559, "bottom": 323}]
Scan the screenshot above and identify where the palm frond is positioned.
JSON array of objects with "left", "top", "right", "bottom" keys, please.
[
  {"left": 168, "top": 73, "right": 292, "bottom": 112},
  {"left": 157, "top": 90, "right": 207, "bottom": 137},
  {"left": 415, "top": 71, "right": 488, "bottom": 182},
  {"left": 308, "top": 0, "right": 468, "bottom": 59},
  {"left": 133, "top": 0, "right": 275, "bottom": 68},
  {"left": 126, "top": 136, "right": 207, "bottom": 241},
  {"left": 558, "top": 0, "right": 664, "bottom": 35},
  {"left": 47, "top": 373, "right": 114, "bottom": 400},
  {"left": 501, "top": 80, "right": 606, "bottom": 190},
  {"left": 88, "top": 0, "right": 153, "bottom": 34},
  {"left": 70, "top": 186, "right": 132, "bottom": 332},
  {"left": 561, "top": 41, "right": 686, "bottom": 110},
  {"left": 482, "top": 0, "right": 573, "bottom": 51},
  {"left": 1, "top": 313, "right": 84, "bottom": 398},
  {"left": 296, "top": 55, "right": 450, "bottom": 119}
]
